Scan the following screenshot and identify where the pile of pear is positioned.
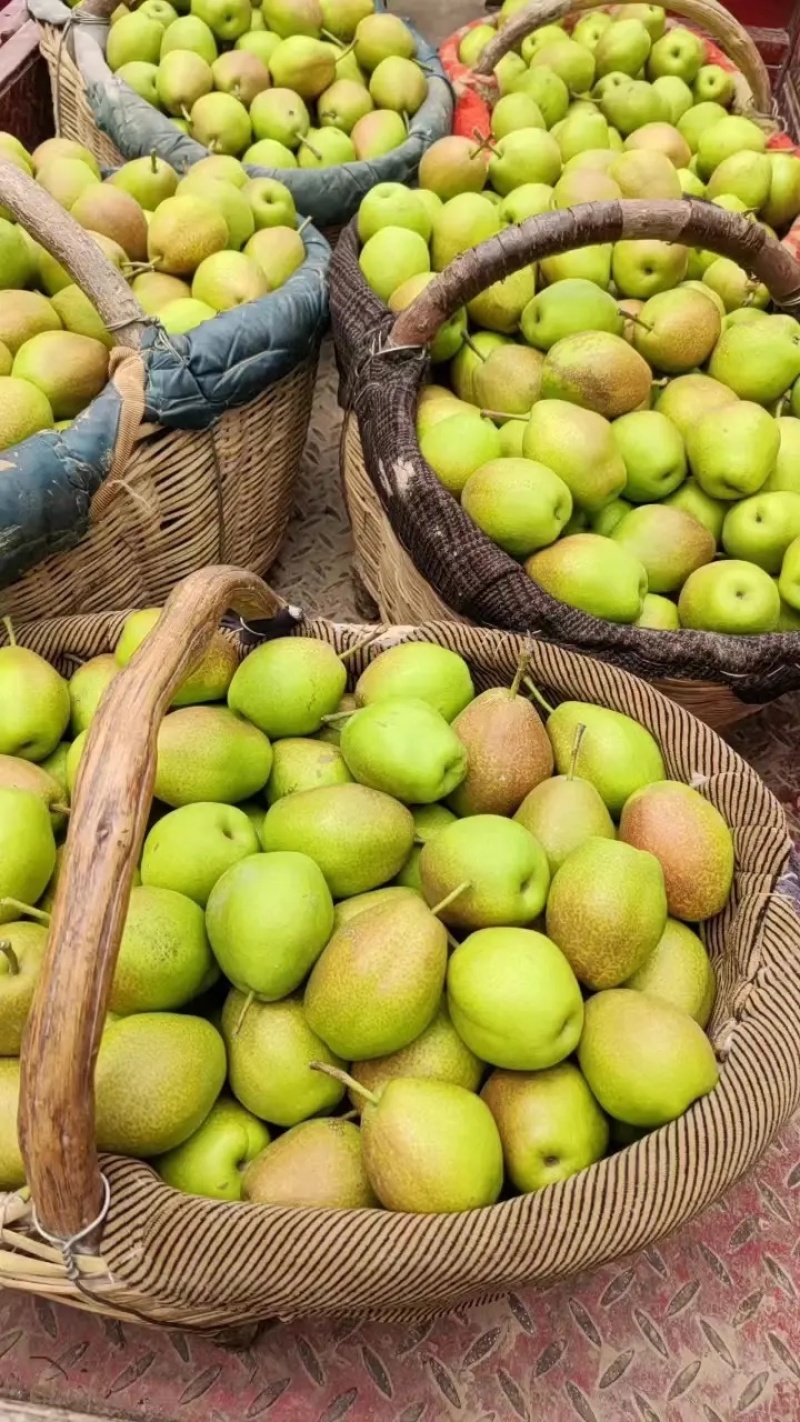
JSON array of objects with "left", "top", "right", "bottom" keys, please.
[
  {"left": 0, "top": 131, "right": 310, "bottom": 453},
  {"left": 355, "top": 5, "right": 800, "bottom": 636},
  {"left": 106, "top": 0, "right": 426, "bottom": 168},
  {"left": 0, "top": 615, "right": 733, "bottom": 1214}
]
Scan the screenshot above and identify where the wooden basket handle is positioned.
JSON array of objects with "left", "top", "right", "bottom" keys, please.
[
  {"left": 19, "top": 567, "right": 283, "bottom": 1246},
  {"left": 391, "top": 198, "right": 800, "bottom": 348},
  {"left": 474, "top": 0, "right": 772, "bottom": 116},
  {"left": 0, "top": 156, "right": 147, "bottom": 348}
]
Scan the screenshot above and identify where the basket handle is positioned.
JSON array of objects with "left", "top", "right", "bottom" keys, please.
[
  {"left": 391, "top": 198, "right": 800, "bottom": 349},
  {"left": 0, "top": 156, "right": 147, "bottom": 348},
  {"left": 473, "top": 0, "right": 772, "bottom": 116},
  {"left": 19, "top": 567, "right": 283, "bottom": 1246}
]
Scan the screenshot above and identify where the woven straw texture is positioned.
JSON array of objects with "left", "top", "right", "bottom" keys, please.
[
  {"left": 2, "top": 595, "right": 799, "bottom": 1328},
  {"left": 39, "top": 21, "right": 122, "bottom": 167},
  {"left": 0, "top": 355, "right": 317, "bottom": 621},
  {"left": 330, "top": 214, "right": 800, "bottom": 728}
]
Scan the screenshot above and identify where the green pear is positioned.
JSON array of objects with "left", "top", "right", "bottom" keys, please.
[
  {"left": 544, "top": 700, "right": 666, "bottom": 817},
  {"left": 0, "top": 921, "right": 46, "bottom": 1054},
  {"left": 572, "top": 11, "right": 612, "bottom": 48},
  {"left": 531, "top": 38, "right": 595, "bottom": 95},
  {"left": 131, "top": 271, "right": 191, "bottom": 315},
  {"left": 765, "top": 416, "right": 800, "bottom": 493},
  {"left": 419, "top": 814, "right": 550, "bottom": 929},
  {"left": 0, "top": 1060, "right": 24, "bottom": 1188},
  {"left": 339, "top": 697, "right": 467, "bottom": 804},
  {"left": 117, "top": 608, "right": 237, "bottom": 706},
  {"left": 499, "top": 182, "right": 554, "bottom": 224},
  {"left": 514, "top": 749, "right": 615, "bottom": 873},
  {"left": 697, "top": 114, "right": 766, "bottom": 181},
  {"left": 0, "top": 634, "right": 69, "bottom": 761},
  {"left": 702, "top": 257, "right": 769, "bottom": 314},
  {"left": 161, "top": 14, "right": 217, "bottom": 61},
  {"left": 709, "top": 322, "right": 800, "bottom": 405},
  {"left": 358, "top": 225, "right": 430, "bottom": 302},
  {"left": 297, "top": 126, "right": 357, "bottom": 167},
  {"left": 624, "top": 119, "right": 690, "bottom": 167},
  {"left": 508, "top": 65, "right": 569, "bottom": 127},
  {"left": 245, "top": 226, "right": 305, "bottom": 289},
  {"left": 651, "top": 73, "right": 694, "bottom": 123},
  {"left": 467, "top": 269, "right": 536, "bottom": 335},
  {"left": 250, "top": 86, "right": 310, "bottom": 148},
  {"left": 448, "top": 926, "right": 583, "bottom": 1069},
  {"left": 678, "top": 166, "right": 706, "bottom": 196},
  {"left": 722, "top": 491, "right": 800, "bottom": 573},
  {"left": 156, "top": 48, "right": 213, "bottom": 114},
  {"left": 521, "top": 278, "right": 623, "bottom": 350},
  {"left": 555, "top": 109, "right": 610, "bottom": 162},
  {"left": 473, "top": 344, "right": 543, "bottom": 415},
  {"left": 368, "top": 55, "right": 426, "bottom": 116},
  {"left": 540, "top": 244, "right": 613, "bottom": 290},
  {"left": 223, "top": 990, "right": 344, "bottom": 1125},
  {"left": 140, "top": 802, "right": 259, "bottom": 905},
  {"left": 191, "top": 250, "right": 268, "bottom": 309},
  {"left": 207, "top": 850, "right": 333, "bottom": 998},
  {"left": 349, "top": 997, "right": 483, "bottom": 1106},
  {"left": 0, "top": 752, "right": 66, "bottom": 831},
  {"left": 177, "top": 174, "right": 255, "bottom": 250},
  {"left": 350, "top": 109, "right": 408, "bottom": 160},
  {"left": 547, "top": 837, "right": 667, "bottom": 989},
  {"left": 156, "top": 1096, "right": 270, "bottom": 1200},
  {"left": 355, "top": 1075, "right": 504, "bottom": 1212},
  {"left": 624, "top": 918, "right": 716, "bottom": 1026},
  {"left": 706, "top": 150, "right": 771, "bottom": 209},
  {"left": 551, "top": 167, "right": 621, "bottom": 209},
  {"left": 394, "top": 806, "right": 456, "bottom": 893},
  {"left": 36, "top": 157, "right": 99, "bottom": 209},
  {"left": 66, "top": 655, "right": 116, "bottom": 736},
  {"left": 353, "top": 12, "right": 414, "bottom": 69},
  {"left": 526, "top": 532, "right": 648, "bottom": 623},
  {"left": 242, "top": 1118, "right": 377, "bottom": 1208},
  {"left": 228, "top": 636, "right": 346, "bottom": 736},
  {"left": 355, "top": 642, "right": 474, "bottom": 722},
  {"left": 482, "top": 1062, "right": 608, "bottom": 1191},
  {"left": 578, "top": 988, "right": 718, "bottom": 1126},
  {"left": 266, "top": 738, "right": 351, "bottom": 802},
  {"left": 780, "top": 536, "right": 800, "bottom": 610},
  {"left": 679, "top": 559, "right": 780, "bottom": 633},
  {"left": 655, "top": 371, "right": 738, "bottom": 440},
  {"left": 321, "top": 0, "right": 375, "bottom": 41},
  {"left": 594, "top": 18, "right": 651, "bottom": 78},
  {"left": 461, "top": 457, "right": 572, "bottom": 560},
  {"left": 610, "top": 148, "right": 681, "bottom": 200},
  {"left": 158, "top": 298, "right": 216, "bottom": 333},
  {"left": 612, "top": 409, "right": 686, "bottom": 502},
  {"left": 620, "top": 780, "right": 734, "bottom": 922},
  {"left": 677, "top": 98, "right": 727, "bottom": 152},
  {"left": 491, "top": 92, "right": 545, "bottom": 139},
  {"left": 600, "top": 79, "right": 666, "bottom": 137},
  {"left": 261, "top": 0, "right": 321, "bottom": 38},
  {"left": 106, "top": 11, "right": 164, "bottom": 68},
  {"left": 192, "top": 0, "right": 251, "bottom": 40},
  {"left": 116, "top": 60, "right": 161, "bottom": 103},
  {"left": 147, "top": 195, "right": 228, "bottom": 275},
  {"left": 634, "top": 594, "right": 680, "bottom": 629},
  {"left": 243, "top": 177, "right": 296, "bottom": 231},
  {"left": 358, "top": 182, "right": 430, "bottom": 243},
  {"left": 190, "top": 91, "right": 252, "bottom": 156},
  {"left": 154, "top": 706, "right": 273, "bottom": 806},
  {"left": 663, "top": 478, "right": 726, "bottom": 541},
  {"left": 611, "top": 505, "right": 715, "bottom": 593},
  {"left": 488, "top": 128, "right": 562, "bottom": 194},
  {"left": 647, "top": 25, "right": 705, "bottom": 83},
  {"left": 0, "top": 787, "right": 56, "bottom": 923},
  {"left": 446, "top": 683, "right": 554, "bottom": 818},
  {"left": 612, "top": 238, "right": 688, "bottom": 298},
  {"left": 540, "top": 331, "right": 652, "bottom": 419},
  {"left": 459, "top": 22, "right": 495, "bottom": 67},
  {"left": 305, "top": 895, "right": 446, "bottom": 1059},
  {"left": 761, "top": 152, "right": 800, "bottom": 229},
  {"left": 686, "top": 401, "right": 779, "bottom": 500},
  {"left": 589, "top": 497, "right": 631, "bottom": 536},
  {"left": 109, "top": 885, "right": 215, "bottom": 1014},
  {"left": 333, "top": 884, "right": 420, "bottom": 929},
  {"left": 522, "top": 399, "right": 626, "bottom": 511},
  {"left": 269, "top": 36, "right": 336, "bottom": 97},
  {"left": 0, "top": 290, "right": 60, "bottom": 356},
  {"left": 430, "top": 193, "right": 501, "bottom": 272},
  {"left": 212, "top": 49, "right": 272, "bottom": 106},
  {"left": 109, "top": 154, "right": 178, "bottom": 210},
  {"left": 260, "top": 783, "right": 414, "bottom": 897},
  {"left": 633, "top": 286, "right": 720, "bottom": 374}
]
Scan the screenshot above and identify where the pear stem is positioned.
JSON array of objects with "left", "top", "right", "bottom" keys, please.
[
  {"left": 233, "top": 989, "right": 254, "bottom": 1038},
  {"left": 52, "top": 804, "right": 71, "bottom": 817},
  {"left": 338, "top": 629, "right": 380, "bottom": 663},
  {"left": 509, "top": 648, "right": 531, "bottom": 700},
  {"left": 429, "top": 881, "right": 470, "bottom": 916},
  {"left": 463, "top": 332, "right": 487, "bottom": 361},
  {"left": 321, "top": 27, "right": 345, "bottom": 46},
  {"left": 298, "top": 136, "right": 323, "bottom": 161},
  {"left": 310, "top": 1061, "right": 378, "bottom": 1105},
  {"left": 150, "top": 150, "right": 158, "bottom": 174},
  {"left": 320, "top": 709, "right": 356, "bottom": 723},
  {"left": 480, "top": 408, "right": 528, "bottom": 423},
  {"left": 181, "top": 106, "right": 191, "bottom": 124},
  {"left": 446, "top": 931, "right": 461, "bottom": 952},
  {"left": 621, "top": 310, "right": 652, "bottom": 332},
  {"left": 0, "top": 899, "right": 51, "bottom": 925},
  {"left": 2, "top": 616, "right": 16, "bottom": 647},
  {"left": 567, "top": 723, "right": 586, "bottom": 781},
  {"left": 523, "top": 677, "right": 554, "bottom": 717},
  {"left": 297, "top": 216, "right": 313, "bottom": 237},
  {"left": 0, "top": 941, "right": 19, "bottom": 975}
]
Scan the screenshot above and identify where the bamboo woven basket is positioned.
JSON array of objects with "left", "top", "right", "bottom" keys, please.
[
  {"left": 442, "top": 0, "right": 784, "bottom": 143},
  {"left": 1, "top": 563, "right": 799, "bottom": 1327},
  {"left": 0, "top": 155, "right": 321, "bottom": 622},
  {"left": 40, "top": 11, "right": 123, "bottom": 169},
  {"left": 332, "top": 199, "right": 800, "bottom": 728}
]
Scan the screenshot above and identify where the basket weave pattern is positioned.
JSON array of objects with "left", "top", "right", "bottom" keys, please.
[
  {"left": 1, "top": 571, "right": 799, "bottom": 1327},
  {"left": 40, "top": 21, "right": 123, "bottom": 167}
]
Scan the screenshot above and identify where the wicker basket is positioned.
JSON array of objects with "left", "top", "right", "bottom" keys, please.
[
  {"left": 0, "top": 154, "right": 323, "bottom": 621},
  {"left": 332, "top": 199, "right": 800, "bottom": 729},
  {"left": 1, "top": 563, "right": 799, "bottom": 1327}
]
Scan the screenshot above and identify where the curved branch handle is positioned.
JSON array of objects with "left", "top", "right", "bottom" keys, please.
[
  {"left": 391, "top": 198, "right": 800, "bottom": 349},
  {"left": 20, "top": 568, "right": 283, "bottom": 1245},
  {"left": 78, "top": 0, "right": 118, "bottom": 18},
  {"left": 474, "top": 0, "right": 772, "bottom": 116},
  {"left": 0, "top": 157, "right": 147, "bottom": 348}
]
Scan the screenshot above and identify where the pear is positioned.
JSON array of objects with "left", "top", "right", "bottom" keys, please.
[
  {"left": 12, "top": 331, "right": 108, "bottom": 422},
  {"left": 243, "top": 176, "right": 296, "bottom": 231},
  {"left": 466, "top": 269, "right": 536, "bottom": 335},
  {"left": 620, "top": 780, "right": 734, "bottom": 921},
  {"left": 358, "top": 181, "right": 430, "bottom": 243},
  {"left": 156, "top": 1096, "right": 270, "bottom": 1201},
  {"left": 50, "top": 287, "right": 112, "bottom": 349},
  {"left": 269, "top": 36, "right": 336, "bottom": 97},
  {"left": 514, "top": 733, "right": 615, "bottom": 873},
  {"left": 611, "top": 505, "right": 715, "bottom": 593},
  {"left": 228, "top": 636, "right": 345, "bottom": 736},
  {"left": 530, "top": 38, "right": 595, "bottom": 95},
  {"left": 349, "top": 998, "right": 483, "bottom": 1108},
  {"left": 260, "top": 783, "right": 414, "bottom": 897},
  {"left": 161, "top": 14, "right": 217, "bottom": 61},
  {"left": 766, "top": 416, "right": 800, "bottom": 493},
  {"left": 612, "top": 239, "right": 688, "bottom": 299},
  {"left": 353, "top": 12, "right": 414, "bottom": 69},
  {"left": 703, "top": 257, "right": 769, "bottom": 314},
  {"left": 462, "top": 454, "right": 572, "bottom": 557},
  {"left": 0, "top": 290, "right": 60, "bottom": 355},
  {"left": 0, "top": 635, "right": 69, "bottom": 761},
  {"left": 0, "top": 921, "right": 46, "bottom": 1054},
  {"left": 600, "top": 79, "right": 667, "bottom": 137},
  {"left": 158, "top": 298, "right": 216, "bottom": 334},
  {"left": 594, "top": 17, "right": 651, "bottom": 77},
  {"left": 624, "top": 918, "right": 716, "bottom": 1027},
  {"left": 522, "top": 399, "right": 626, "bottom": 511},
  {"left": 655, "top": 372, "right": 738, "bottom": 440},
  {"left": 245, "top": 227, "right": 305, "bottom": 289},
  {"left": 369, "top": 55, "right": 426, "bottom": 115},
  {"left": 359, "top": 226, "right": 430, "bottom": 302},
  {"left": 154, "top": 706, "right": 273, "bottom": 805},
  {"left": 116, "top": 608, "right": 237, "bottom": 705},
  {"left": 680, "top": 559, "right": 780, "bottom": 634},
  {"left": 0, "top": 375, "right": 53, "bottom": 449},
  {"left": 0, "top": 1060, "right": 24, "bottom": 1189},
  {"left": 696, "top": 114, "right": 766, "bottom": 181},
  {"left": 140, "top": 802, "right": 259, "bottom": 905},
  {"left": 352, "top": 1075, "right": 503, "bottom": 1213},
  {"left": 572, "top": 10, "right": 612, "bottom": 47},
  {"left": 156, "top": 50, "right": 213, "bottom": 114},
  {"left": 491, "top": 92, "right": 545, "bottom": 139},
  {"left": 482, "top": 1063, "right": 608, "bottom": 1191},
  {"left": 298, "top": 126, "right": 357, "bottom": 167},
  {"left": 207, "top": 850, "right": 333, "bottom": 997},
  {"left": 351, "top": 109, "right": 406, "bottom": 160},
  {"left": 590, "top": 497, "right": 631, "bottom": 536},
  {"left": 262, "top": 0, "right": 321, "bottom": 37},
  {"left": 521, "top": 278, "right": 622, "bottom": 351},
  {"left": 488, "top": 129, "right": 562, "bottom": 194},
  {"left": 508, "top": 66, "right": 569, "bottom": 128},
  {"left": 624, "top": 120, "right": 690, "bottom": 168},
  {"left": 686, "top": 401, "right": 779, "bottom": 500},
  {"left": 388, "top": 276, "right": 464, "bottom": 364},
  {"left": 339, "top": 697, "right": 467, "bottom": 804},
  {"left": 70, "top": 185, "right": 149, "bottom": 262},
  {"left": 546, "top": 837, "right": 667, "bottom": 989},
  {"left": 0, "top": 222, "right": 33, "bottom": 292},
  {"left": 451, "top": 331, "right": 510, "bottom": 401},
  {"left": 448, "top": 926, "right": 583, "bottom": 1069},
  {"left": 320, "top": 0, "right": 373, "bottom": 41},
  {"left": 540, "top": 331, "right": 652, "bottom": 419},
  {"left": 526, "top": 532, "right": 647, "bottom": 623},
  {"left": 36, "top": 158, "right": 99, "bottom": 209},
  {"left": 355, "top": 642, "right": 473, "bottom": 721},
  {"left": 633, "top": 286, "right": 720, "bottom": 374},
  {"left": 446, "top": 683, "right": 553, "bottom": 817},
  {"left": 635, "top": 594, "right": 680, "bottom": 629},
  {"left": 473, "top": 345, "right": 543, "bottom": 416},
  {"left": 266, "top": 738, "right": 351, "bottom": 802},
  {"left": 106, "top": 11, "right": 164, "bottom": 69},
  {"left": 190, "top": 92, "right": 252, "bottom": 155},
  {"left": 706, "top": 151, "right": 771, "bottom": 209},
  {"left": 662, "top": 480, "right": 725, "bottom": 542},
  {"left": 420, "top": 414, "right": 502, "bottom": 494},
  {"left": 552, "top": 167, "right": 622, "bottom": 212},
  {"left": 176, "top": 175, "right": 255, "bottom": 249},
  {"left": 499, "top": 182, "right": 554, "bottom": 224},
  {"left": 242, "top": 1118, "right": 377, "bottom": 1208},
  {"left": 612, "top": 409, "right": 686, "bottom": 502},
  {"left": 610, "top": 148, "right": 681, "bottom": 200},
  {"left": 318, "top": 77, "right": 373, "bottom": 133},
  {"left": 543, "top": 700, "right": 666, "bottom": 817},
  {"left": 109, "top": 885, "right": 215, "bottom": 1014},
  {"left": 554, "top": 109, "right": 610, "bottom": 163},
  {"left": 722, "top": 491, "right": 800, "bottom": 573},
  {"left": 709, "top": 323, "right": 800, "bottom": 405},
  {"left": 430, "top": 193, "right": 501, "bottom": 272},
  {"left": 305, "top": 896, "right": 446, "bottom": 1059},
  {"left": 333, "top": 884, "right": 420, "bottom": 930},
  {"left": 250, "top": 87, "right": 310, "bottom": 148},
  {"left": 116, "top": 59, "right": 160, "bottom": 103},
  {"left": 539, "top": 244, "right": 613, "bottom": 290},
  {"left": 223, "top": 990, "right": 344, "bottom": 1125},
  {"left": 761, "top": 151, "right": 800, "bottom": 229},
  {"left": 95, "top": 1013, "right": 226, "bottom": 1156},
  {"left": 192, "top": 251, "right": 268, "bottom": 309},
  {"left": 147, "top": 195, "right": 228, "bottom": 275},
  {"left": 677, "top": 98, "right": 726, "bottom": 151},
  {"left": 578, "top": 989, "right": 719, "bottom": 1127},
  {"left": 130, "top": 274, "right": 189, "bottom": 318},
  {"left": 419, "top": 814, "right": 550, "bottom": 929},
  {"left": 394, "top": 805, "right": 456, "bottom": 893}
]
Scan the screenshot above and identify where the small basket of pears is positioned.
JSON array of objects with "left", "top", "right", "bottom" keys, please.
[
  {"left": 32, "top": 0, "right": 454, "bottom": 234},
  {"left": 0, "top": 141, "right": 328, "bottom": 623},
  {"left": 0, "top": 562, "right": 798, "bottom": 1326}
]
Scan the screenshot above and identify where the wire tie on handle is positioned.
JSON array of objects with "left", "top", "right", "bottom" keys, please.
[{"left": 32, "top": 1172, "right": 111, "bottom": 1283}]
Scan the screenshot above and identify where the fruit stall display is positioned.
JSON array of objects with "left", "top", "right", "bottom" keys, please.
[
  {"left": 30, "top": 0, "right": 454, "bottom": 232},
  {"left": 330, "top": 0, "right": 800, "bottom": 726},
  {"left": 0, "top": 563, "right": 797, "bottom": 1327},
  {"left": 0, "top": 138, "right": 328, "bottom": 621}
]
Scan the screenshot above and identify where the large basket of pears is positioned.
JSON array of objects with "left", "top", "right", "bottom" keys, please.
[
  {"left": 0, "top": 143, "right": 328, "bottom": 622},
  {"left": 442, "top": 0, "right": 783, "bottom": 148},
  {"left": 0, "top": 562, "right": 799, "bottom": 1326},
  {"left": 332, "top": 178, "right": 800, "bottom": 727},
  {"left": 32, "top": 0, "right": 454, "bottom": 235}
]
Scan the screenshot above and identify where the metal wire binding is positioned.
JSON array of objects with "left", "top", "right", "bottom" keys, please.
[{"left": 32, "top": 1171, "right": 111, "bottom": 1283}]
